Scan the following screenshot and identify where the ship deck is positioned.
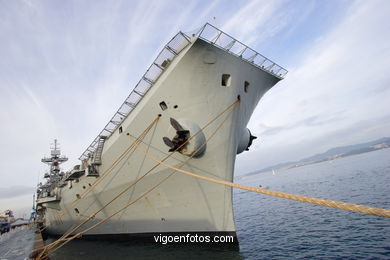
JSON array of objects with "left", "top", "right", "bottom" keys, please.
[{"left": 78, "top": 23, "right": 288, "bottom": 162}]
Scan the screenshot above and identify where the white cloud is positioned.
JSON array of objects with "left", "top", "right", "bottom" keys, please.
[
  {"left": 221, "top": 0, "right": 293, "bottom": 46},
  {"left": 1, "top": 0, "right": 389, "bottom": 212},
  {"left": 238, "top": 0, "right": 390, "bottom": 173},
  {"left": 223, "top": 0, "right": 282, "bottom": 37},
  {"left": 0, "top": 193, "right": 33, "bottom": 218}
]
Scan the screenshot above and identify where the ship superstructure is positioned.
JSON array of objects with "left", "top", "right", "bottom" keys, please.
[
  {"left": 36, "top": 24, "right": 287, "bottom": 245},
  {"left": 36, "top": 140, "right": 68, "bottom": 219}
]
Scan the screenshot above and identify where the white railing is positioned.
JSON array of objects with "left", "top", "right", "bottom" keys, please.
[
  {"left": 79, "top": 32, "right": 191, "bottom": 160},
  {"left": 79, "top": 23, "right": 287, "bottom": 160},
  {"left": 196, "top": 23, "right": 287, "bottom": 79}
]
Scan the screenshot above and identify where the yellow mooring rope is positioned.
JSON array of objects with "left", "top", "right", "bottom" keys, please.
[
  {"left": 33, "top": 97, "right": 389, "bottom": 259},
  {"left": 141, "top": 150, "right": 390, "bottom": 219},
  {"left": 34, "top": 100, "right": 240, "bottom": 260},
  {"left": 37, "top": 116, "right": 160, "bottom": 236},
  {"left": 35, "top": 116, "right": 161, "bottom": 259}
]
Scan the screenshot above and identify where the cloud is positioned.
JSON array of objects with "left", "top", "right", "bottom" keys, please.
[
  {"left": 0, "top": 193, "right": 33, "bottom": 218},
  {"left": 1, "top": 0, "right": 389, "bottom": 206},
  {"left": 260, "top": 114, "right": 345, "bottom": 136},
  {"left": 0, "top": 186, "right": 35, "bottom": 199},
  {"left": 251, "top": 0, "right": 390, "bottom": 136},
  {"left": 222, "top": 0, "right": 286, "bottom": 44},
  {"left": 239, "top": 0, "right": 390, "bottom": 173}
]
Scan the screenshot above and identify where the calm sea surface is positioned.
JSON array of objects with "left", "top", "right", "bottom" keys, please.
[{"left": 48, "top": 149, "right": 390, "bottom": 259}]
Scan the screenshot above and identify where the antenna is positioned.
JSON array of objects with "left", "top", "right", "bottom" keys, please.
[
  {"left": 212, "top": 16, "right": 218, "bottom": 27},
  {"left": 51, "top": 139, "right": 61, "bottom": 157}
]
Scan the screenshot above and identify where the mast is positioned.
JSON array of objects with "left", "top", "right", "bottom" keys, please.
[
  {"left": 38, "top": 139, "right": 68, "bottom": 199},
  {"left": 41, "top": 139, "right": 68, "bottom": 178}
]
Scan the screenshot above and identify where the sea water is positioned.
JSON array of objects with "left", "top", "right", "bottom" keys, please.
[
  {"left": 235, "top": 148, "right": 390, "bottom": 259},
  {"left": 46, "top": 149, "right": 390, "bottom": 259}
]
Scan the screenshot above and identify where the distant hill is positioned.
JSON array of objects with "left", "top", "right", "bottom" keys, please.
[
  {"left": 300, "top": 137, "right": 390, "bottom": 163},
  {"left": 242, "top": 137, "right": 390, "bottom": 177}
]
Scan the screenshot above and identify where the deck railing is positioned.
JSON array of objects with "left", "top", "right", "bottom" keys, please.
[
  {"left": 79, "top": 23, "right": 287, "bottom": 160},
  {"left": 79, "top": 32, "right": 191, "bottom": 160},
  {"left": 197, "top": 23, "right": 287, "bottom": 79}
]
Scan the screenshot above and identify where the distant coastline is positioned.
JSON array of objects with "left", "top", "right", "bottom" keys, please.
[{"left": 239, "top": 137, "right": 390, "bottom": 179}]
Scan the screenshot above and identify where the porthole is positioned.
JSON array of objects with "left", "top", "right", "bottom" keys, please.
[
  {"left": 244, "top": 81, "right": 250, "bottom": 93},
  {"left": 159, "top": 101, "right": 168, "bottom": 111},
  {"left": 221, "top": 74, "right": 231, "bottom": 87}
]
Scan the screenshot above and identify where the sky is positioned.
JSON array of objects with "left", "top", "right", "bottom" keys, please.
[{"left": 0, "top": 0, "right": 389, "bottom": 216}]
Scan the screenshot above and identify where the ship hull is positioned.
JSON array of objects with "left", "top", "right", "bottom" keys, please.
[{"left": 38, "top": 35, "right": 281, "bottom": 245}]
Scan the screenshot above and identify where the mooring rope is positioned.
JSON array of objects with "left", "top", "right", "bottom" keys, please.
[
  {"left": 141, "top": 151, "right": 390, "bottom": 219},
  {"left": 34, "top": 99, "right": 240, "bottom": 259},
  {"left": 34, "top": 95, "right": 390, "bottom": 260},
  {"left": 38, "top": 99, "right": 239, "bottom": 258},
  {"left": 35, "top": 116, "right": 160, "bottom": 259},
  {"left": 37, "top": 115, "right": 160, "bottom": 236},
  {"left": 71, "top": 116, "right": 161, "bottom": 205}
]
